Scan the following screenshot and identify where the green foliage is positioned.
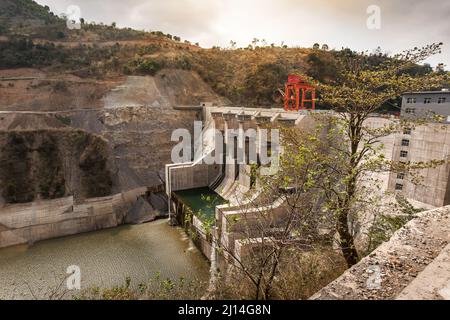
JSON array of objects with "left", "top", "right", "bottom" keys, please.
[
  {"left": 124, "top": 57, "right": 165, "bottom": 76},
  {"left": 305, "top": 51, "right": 340, "bottom": 83},
  {"left": 314, "top": 43, "right": 449, "bottom": 266},
  {"left": 0, "top": 0, "right": 61, "bottom": 22},
  {"left": 81, "top": 24, "right": 150, "bottom": 41},
  {"left": 75, "top": 273, "right": 206, "bottom": 300},
  {"left": 55, "top": 115, "right": 72, "bottom": 126},
  {"left": 0, "top": 38, "right": 53, "bottom": 68},
  {"left": 243, "top": 62, "right": 288, "bottom": 105},
  {"left": 137, "top": 59, "right": 164, "bottom": 75},
  {"left": 365, "top": 196, "right": 424, "bottom": 254},
  {"left": 137, "top": 44, "right": 161, "bottom": 56},
  {"left": 0, "top": 130, "right": 113, "bottom": 203},
  {"left": 0, "top": 37, "right": 124, "bottom": 75}
]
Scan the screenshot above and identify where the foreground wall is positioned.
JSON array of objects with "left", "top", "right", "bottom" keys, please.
[
  {"left": 0, "top": 187, "right": 148, "bottom": 248},
  {"left": 311, "top": 206, "right": 450, "bottom": 300}
]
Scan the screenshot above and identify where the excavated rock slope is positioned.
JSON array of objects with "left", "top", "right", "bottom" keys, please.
[
  {"left": 0, "top": 129, "right": 112, "bottom": 205},
  {"left": 0, "top": 69, "right": 228, "bottom": 202},
  {"left": 76, "top": 70, "right": 228, "bottom": 192},
  {"left": 103, "top": 70, "right": 227, "bottom": 108},
  {"left": 0, "top": 69, "right": 120, "bottom": 111}
]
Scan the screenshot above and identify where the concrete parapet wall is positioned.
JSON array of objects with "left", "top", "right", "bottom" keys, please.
[
  {"left": 0, "top": 187, "right": 149, "bottom": 248},
  {"left": 311, "top": 206, "right": 450, "bottom": 300}
]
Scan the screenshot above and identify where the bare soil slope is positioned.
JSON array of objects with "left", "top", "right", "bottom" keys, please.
[{"left": 0, "top": 69, "right": 122, "bottom": 111}]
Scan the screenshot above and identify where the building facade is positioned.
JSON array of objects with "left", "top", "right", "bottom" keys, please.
[
  {"left": 401, "top": 90, "right": 450, "bottom": 122},
  {"left": 389, "top": 90, "right": 450, "bottom": 207}
]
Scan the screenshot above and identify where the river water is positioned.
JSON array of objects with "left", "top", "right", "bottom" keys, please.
[{"left": 0, "top": 219, "right": 210, "bottom": 300}]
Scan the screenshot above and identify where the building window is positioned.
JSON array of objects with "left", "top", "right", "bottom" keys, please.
[
  {"left": 438, "top": 97, "right": 447, "bottom": 104},
  {"left": 397, "top": 173, "right": 405, "bottom": 180},
  {"left": 403, "top": 128, "right": 412, "bottom": 135},
  {"left": 424, "top": 98, "right": 432, "bottom": 104},
  {"left": 400, "top": 151, "right": 408, "bottom": 158},
  {"left": 405, "top": 108, "right": 416, "bottom": 114},
  {"left": 401, "top": 139, "right": 410, "bottom": 147},
  {"left": 395, "top": 183, "right": 403, "bottom": 191},
  {"left": 406, "top": 98, "right": 416, "bottom": 104}
]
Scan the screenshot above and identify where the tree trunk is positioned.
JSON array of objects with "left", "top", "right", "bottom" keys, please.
[
  {"left": 337, "top": 114, "right": 361, "bottom": 267},
  {"left": 337, "top": 209, "right": 359, "bottom": 267}
]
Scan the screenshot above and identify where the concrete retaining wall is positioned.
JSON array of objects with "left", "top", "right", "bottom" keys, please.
[{"left": 0, "top": 187, "right": 148, "bottom": 248}]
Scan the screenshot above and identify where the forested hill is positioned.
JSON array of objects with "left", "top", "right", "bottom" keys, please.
[{"left": 0, "top": 0, "right": 437, "bottom": 108}]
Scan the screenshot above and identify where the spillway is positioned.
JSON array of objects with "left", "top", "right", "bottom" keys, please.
[{"left": 173, "top": 187, "right": 227, "bottom": 223}]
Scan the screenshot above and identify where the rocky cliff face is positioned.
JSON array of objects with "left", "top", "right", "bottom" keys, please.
[
  {"left": 0, "top": 69, "right": 227, "bottom": 204},
  {"left": 0, "top": 129, "right": 112, "bottom": 204},
  {"left": 74, "top": 70, "right": 228, "bottom": 192}
]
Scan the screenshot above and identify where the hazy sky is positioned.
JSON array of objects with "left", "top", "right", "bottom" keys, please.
[{"left": 36, "top": 0, "right": 450, "bottom": 67}]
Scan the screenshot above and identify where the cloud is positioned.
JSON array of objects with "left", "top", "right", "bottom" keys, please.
[
  {"left": 35, "top": 0, "right": 221, "bottom": 36},
  {"left": 35, "top": 0, "right": 450, "bottom": 66}
]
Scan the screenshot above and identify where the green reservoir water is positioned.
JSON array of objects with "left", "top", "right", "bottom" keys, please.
[
  {"left": 0, "top": 220, "right": 209, "bottom": 300},
  {"left": 174, "top": 187, "right": 227, "bottom": 222}
]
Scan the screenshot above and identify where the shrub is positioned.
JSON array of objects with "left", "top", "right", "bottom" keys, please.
[{"left": 137, "top": 59, "right": 164, "bottom": 75}]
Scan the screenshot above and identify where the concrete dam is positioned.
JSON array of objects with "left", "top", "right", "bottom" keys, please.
[
  {"left": 1, "top": 78, "right": 449, "bottom": 299},
  {"left": 165, "top": 105, "right": 450, "bottom": 298}
]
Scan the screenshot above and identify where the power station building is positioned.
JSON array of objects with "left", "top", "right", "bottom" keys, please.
[{"left": 401, "top": 89, "right": 450, "bottom": 121}]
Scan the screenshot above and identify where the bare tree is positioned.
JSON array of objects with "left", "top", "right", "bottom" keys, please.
[{"left": 210, "top": 126, "right": 337, "bottom": 300}]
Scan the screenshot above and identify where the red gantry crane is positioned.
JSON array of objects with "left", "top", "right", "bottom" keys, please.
[{"left": 283, "top": 75, "right": 316, "bottom": 111}]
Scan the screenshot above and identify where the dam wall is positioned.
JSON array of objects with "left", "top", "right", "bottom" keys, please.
[
  {"left": 0, "top": 187, "right": 149, "bottom": 248},
  {"left": 166, "top": 162, "right": 220, "bottom": 194}
]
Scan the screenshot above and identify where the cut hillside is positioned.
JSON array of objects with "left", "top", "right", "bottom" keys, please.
[
  {"left": 87, "top": 70, "right": 226, "bottom": 192},
  {"left": 0, "top": 112, "right": 68, "bottom": 130},
  {"left": 103, "top": 70, "right": 229, "bottom": 108},
  {"left": 0, "top": 69, "right": 122, "bottom": 111},
  {"left": 0, "top": 70, "right": 226, "bottom": 197},
  {"left": 0, "top": 129, "right": 112, "bottom": 204}
]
